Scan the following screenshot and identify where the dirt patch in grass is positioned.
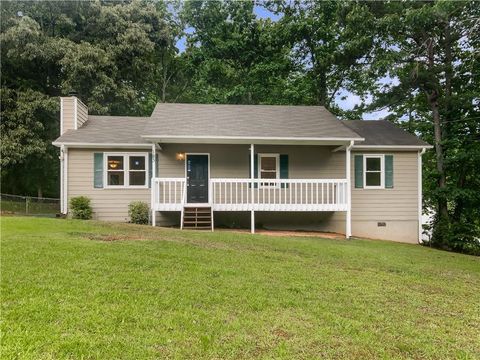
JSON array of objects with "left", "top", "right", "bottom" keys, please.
[
  {"left": 272, "top": 328, "right": 291, "bottom": 339},
  {"left": 217, "top": 228, "right": 345, "bottom": 239},
  {"left": 68, "top": 231, "right": 147, "bottom": 242}
]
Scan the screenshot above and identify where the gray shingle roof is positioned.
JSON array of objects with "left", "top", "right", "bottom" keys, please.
[
  {"left": 54, "top": 116, "right": 150, "bottom": 145},
  {"left": 144, "top": 103, "right": 361, "bottom": 139},
  {"left": 341, "top": 120, "right": 430, "bottom": 146},
  {"left": 53, "top": 104, "right": 430, "bottom": 148}
]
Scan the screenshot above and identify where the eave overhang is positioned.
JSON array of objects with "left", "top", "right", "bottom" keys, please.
[{"left": 140, "top": 135, "right": 365, "bottom": 146}]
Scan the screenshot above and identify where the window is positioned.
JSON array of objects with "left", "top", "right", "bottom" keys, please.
[
  {"left": 105, "top": 153, "right": 148, "bottom": 187},
  {"left": 259, "top": 154, "right": 279, "bottom": 187},
  {"left": 364, "top": 155, "right": 384, "bottom": 188},
  {"left": 107, "top": 156, "right": 124, "bottom": 185},
  {"left": 129, "top": 156, "right": 146, "bottom": 186}
]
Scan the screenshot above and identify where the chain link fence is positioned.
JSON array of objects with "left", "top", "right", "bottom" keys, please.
[{"left": 1, "top": 193, "right": 60, "bottom": 217}]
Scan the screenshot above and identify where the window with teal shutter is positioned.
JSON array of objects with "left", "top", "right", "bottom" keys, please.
[
  {"left": 385, "top": 155, "right": 394, "bottom": 188},
  {"left": 280, "top": 154, "right": 289, "bottom": 188},
  {"left": 354, "top": 155, "right": 363, "bottom": 188},
  {"left": 93, "top": 153, "right": 104, "bottom": 188}
]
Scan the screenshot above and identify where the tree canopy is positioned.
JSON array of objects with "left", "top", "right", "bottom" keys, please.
[{"left": 1, "top": 0, "right": 478, "bottom": 254}]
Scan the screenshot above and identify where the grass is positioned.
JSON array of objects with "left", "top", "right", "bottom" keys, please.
[{"left": 1, "top": 217, "right": 479, "bottom": 359}]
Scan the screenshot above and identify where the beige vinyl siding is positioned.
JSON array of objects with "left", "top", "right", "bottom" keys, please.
[
  {"left": 61, "top": 98, "right": 76, "bottom": 134},
  {"left": 67, "top": 148, "right": 150, "bottom": 222},
  {"left": 76, "top": 99, "right": 88, "bottom": 128},
  {"left": 158, "top": 144, "right": 249, "bottom": 178},
  {"left": 351, "top": 151, "right": 418, "bottom": 221},
  {"left": 327, "top": 151, "right": 419, "bottom": 242}
]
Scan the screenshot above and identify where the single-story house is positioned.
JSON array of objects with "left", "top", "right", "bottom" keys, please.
[{"left": 53, "top": 96, "right": 432, "bottom": 243}]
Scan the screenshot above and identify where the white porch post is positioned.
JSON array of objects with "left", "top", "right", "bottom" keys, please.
[
  {"left": 346, "top": 141, "right": 353, "bottom": 238},
  {"left": 151, "top": 143, "right": 157, "bottom": 227},
  {"left": 250, "top": 144, "right": 255, "bottom": 234},
  {"left": 418, "top": 148, "right": 426, "bottom": 243}
]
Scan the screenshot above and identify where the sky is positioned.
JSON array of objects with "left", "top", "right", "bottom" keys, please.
[{"left": 175, "top": 5, "right": 391, "bottom": 120}]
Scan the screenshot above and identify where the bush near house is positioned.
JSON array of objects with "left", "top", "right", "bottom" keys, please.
[
  {"left": 1, "top": 217, "right": 479, "bottom": 359},
  {"left": 128, "top": 201, "right": 149, "bottom": 224},
  {"left": 69, "top": 196, "right": 92, "bottom": 220}
]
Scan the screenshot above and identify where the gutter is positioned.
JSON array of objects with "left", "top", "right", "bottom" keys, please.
[
  {"left": 52, "top": 142, "right": 152, "bottom": 149},
  {"left": 352, "top": 145, "right": 433, "bottom": 150},
  {"left": 418, "top": 147, "right": 426, "bottom": 244}
]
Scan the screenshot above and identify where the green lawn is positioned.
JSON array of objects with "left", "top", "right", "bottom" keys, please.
[{"left": 1, "top": 217, "right": 479, "bottom": 359}]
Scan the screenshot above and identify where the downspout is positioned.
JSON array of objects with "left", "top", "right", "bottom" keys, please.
[
  {"left": 151, "top": 143, "right": 157, "bottom": 227},
  {"left": 61, "top": 145, "right": 69, "bottom": 215},
  {"left": 250, "top": 144, "right": 255, "bottom": 234},
  {"left": 418, "top": 148, "right": 426, "bottom": 243},
  {"left": 346, "top": 140, "right": 354, "bottom": 238},
  {"left": 60, "top": 145, "right": 64, "bottom": 214}
]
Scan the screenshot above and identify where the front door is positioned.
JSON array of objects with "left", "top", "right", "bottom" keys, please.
[{"left": 186, "top": 154, "right": 209, "bottom": 203}]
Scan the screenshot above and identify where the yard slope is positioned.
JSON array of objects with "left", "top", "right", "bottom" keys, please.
[{"left": 1, "top": 217, "right": 479, "bottom": 359}]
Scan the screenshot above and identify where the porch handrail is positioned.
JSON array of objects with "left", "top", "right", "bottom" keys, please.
[
  {"left": 211, "top": 178, "right": 348, "bottom": 211},
  {"left": 153, "top": 177, "right": 348, "bottom": 212},
  {"left": 153, "top": 177, "right": 186, "bottom": 211},
  {"left": 212, "top": 178, "right": 347, "bottom": 183}
]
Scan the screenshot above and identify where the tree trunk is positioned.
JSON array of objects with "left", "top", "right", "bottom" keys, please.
[
  {"left": 318, "top": 68, "right": 327, "bottom": 107},
  {"left": 425, "top": 38, "right": 449, "bottom": 221},
  {"left": 443, "top": 21, "right": 453, "bottom": 134}
]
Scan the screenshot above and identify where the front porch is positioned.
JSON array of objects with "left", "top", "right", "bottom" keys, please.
[{"left": 149, "top": 143, "right": 353, "bottom": 236}]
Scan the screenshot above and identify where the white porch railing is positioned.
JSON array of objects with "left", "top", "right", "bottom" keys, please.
[
  {"left": 153, "top": 178, "right": 348, "bottom": 212},
  {"left": 152, "top": 178, "right": 186, "bottom": 211},
  {"left": 212, "top": 178, "right": 347, "bottom": 211}
]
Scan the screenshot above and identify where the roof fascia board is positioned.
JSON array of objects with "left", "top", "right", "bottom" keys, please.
[
  {"left": 141, "top": 135, "right": 364, "bottom": 145},
  {"left": 352, "top": 145, "right": 433, "bottom": 151},
  {"left": 52, "top": 142, "right": 152, "bottom": 149}
]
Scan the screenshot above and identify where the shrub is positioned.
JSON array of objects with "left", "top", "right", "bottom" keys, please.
[
  {"left": 70, "top": 196, "right": 93, "bottom": 220},
  {"left": 128, "top": 201, "right": 149, "bottom": 224}
]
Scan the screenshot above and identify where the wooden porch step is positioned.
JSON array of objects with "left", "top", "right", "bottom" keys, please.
[{"left": 181, "top": 206, "right": 213, "bottom": 230}]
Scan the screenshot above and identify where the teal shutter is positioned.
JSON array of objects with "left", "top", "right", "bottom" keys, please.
[
  {"left": 385, "top": 155, "right": 394, "bottom": 188},
  {"left": 248, "top": 154, "right": 258, "bottom": 188},
  {"left": 148, "top": 153, "right": 152, "bottom": 188},
  {"left": 280, "top": 154, "right": 289, "bottom": 188},
  {"left": 148, "top": 153, "right": 158, "bottom": 188},
  {"left": 354, "top": 155, "right": 363, "bottom": 188},
  {"left": 94, "top": 153, "right": 104, "bottom": 188}
]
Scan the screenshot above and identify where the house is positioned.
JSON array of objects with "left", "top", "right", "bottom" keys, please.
[{"left": 53, "top": 96, "right": 432, "bottom": 243}]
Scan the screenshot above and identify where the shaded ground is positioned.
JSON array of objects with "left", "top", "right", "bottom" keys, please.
[{"left": 217, "top": 228, "right": 345, "bottom": 239}]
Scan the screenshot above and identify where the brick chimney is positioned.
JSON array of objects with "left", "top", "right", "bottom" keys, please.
[{"left": 60, "top": 92, "right": 88, "bottom": 135}]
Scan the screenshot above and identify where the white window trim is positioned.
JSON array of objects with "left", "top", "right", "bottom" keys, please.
[
  {"left": 363, "top": 154, "right": 385, "bottom": 189},
  {"left": 258, "top": 153, "right": 280, "bottom": 188},
  {"left": 104, "top": 152, "right": 149, "bottom": 189}
]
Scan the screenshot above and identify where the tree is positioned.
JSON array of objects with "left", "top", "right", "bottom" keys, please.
[
  {"left": 0, "top": 0, "right": 177, "bottom": 197},
  {"left": 360, "top": 1, "right": 480, "bottom": 254},
  {"left": 179, "top": 0, "right": 293, "bottom": 104},
  {"left": 267, "top": 0, "right": 377, "bottom": 110}
]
